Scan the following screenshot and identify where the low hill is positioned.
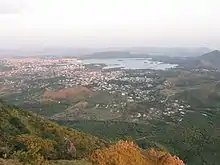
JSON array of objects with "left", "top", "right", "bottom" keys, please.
[
  {"left": 197, "top": 50, "right": 220, "bottom": 69},
  {"left": 177, "top": 50, "right": 220, "bottom": 70},
  {"left": 199, "top": 50, "right": 220, "bottom": 61},
  {"left": 192, "top": 50, "right": 220, "bottom": 70}
]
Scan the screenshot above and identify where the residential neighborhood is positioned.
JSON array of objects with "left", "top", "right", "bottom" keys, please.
[{"left": 0, "top": 57, "right": 189, "bottom": 123}]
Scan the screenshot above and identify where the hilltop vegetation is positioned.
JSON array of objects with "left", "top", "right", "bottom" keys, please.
[
  {"left": 90, "top": 140, "right": 184, "bottom": 165},
  {"left": 0, "top": 100, "right": 107, "bottom": 164},
  {"left": 0, "top": 101, "right": 184, "bottom": 165}
]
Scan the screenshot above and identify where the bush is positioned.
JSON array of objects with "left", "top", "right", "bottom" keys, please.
[{"left": 90, "top": 140, "right": 185, "bottom": 165}]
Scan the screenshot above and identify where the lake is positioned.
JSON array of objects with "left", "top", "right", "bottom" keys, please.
[{"left": 78, "top": 58, "right": 177, "bottom": 70}]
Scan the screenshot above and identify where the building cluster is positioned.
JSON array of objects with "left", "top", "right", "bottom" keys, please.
[{"left": 0, "top": 57, "right": 189, "bottom": 122}]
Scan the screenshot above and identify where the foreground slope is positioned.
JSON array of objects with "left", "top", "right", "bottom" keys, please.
[
  {"left": 0, "top": 100, "right": 184, "bottom": 165},
  {"left": 0, "top": 100, "right": 108, "bottom": 161},
  {"left": 57, "top": 111, "right": 220, "bottom": 165},
  {"left": 90, "top": 140, "right": 184, "bottom": 165}
]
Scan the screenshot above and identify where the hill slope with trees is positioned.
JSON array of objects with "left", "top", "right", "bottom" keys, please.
[{"left": 0, "top": 100, "right": 184, "bottom": 165}]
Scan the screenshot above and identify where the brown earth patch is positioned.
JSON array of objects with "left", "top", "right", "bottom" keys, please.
[
  {"left": 0, "top": 159, "right": 22, "bottom": 165},
  {"left": 74, "top": 101, "right": 89, "bottom": 108},
  {"left": 43, "top": 86, "right": 92, "bottom": 100},
  {"left": 0, "top": 86, "right": 10, "bottom": 93}
]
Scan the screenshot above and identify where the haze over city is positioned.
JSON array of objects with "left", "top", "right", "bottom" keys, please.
[
  {"left": 0, "top": 0, "right": 220, "bottom": 49},
  {"left": 2, "top": 1, "right": 220, "bottom": 165}
]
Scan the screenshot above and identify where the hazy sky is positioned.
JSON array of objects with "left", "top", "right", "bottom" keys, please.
[{"left": 0, "top": 0, "right": 220, "bottom": 49}]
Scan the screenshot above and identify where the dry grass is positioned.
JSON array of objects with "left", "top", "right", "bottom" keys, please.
[
  {"left": 0, "top": 159, "right": 92, "bottom": 165},
  {"left": 0, "top": 159, "right": 22, "bottom": 165},
  {"left": 49, "top": 160, "right": 92, "bottom": 165},
  {"left": 43, "top": 86, "right": 91, "bottom": 100},
  {"left": 0, "top": 86, "right": 10, "bottom": 93},
  {"left": 90, "top": 140, "right": 185, "bottom": 165},
  {"left": 74, "top": 101, "right": 88, "bottom": 108}
]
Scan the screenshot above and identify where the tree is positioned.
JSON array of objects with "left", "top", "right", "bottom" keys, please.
[
  {"left": 13, "top": 134, "right": 55, "bottom": 165},
  {"left": 90, "top": 140, "right": 185, "bottom": 165}
]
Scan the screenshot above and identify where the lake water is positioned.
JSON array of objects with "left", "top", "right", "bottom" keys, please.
[{"left": 79, "top": 58, "right": 177, "bottom": 70}]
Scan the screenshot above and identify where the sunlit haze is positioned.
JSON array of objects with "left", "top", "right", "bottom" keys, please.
[{"left": 0, "top": 0, "right": 220, "bottom": 49}]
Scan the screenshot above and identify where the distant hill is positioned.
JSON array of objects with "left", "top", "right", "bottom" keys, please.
[
  {"left": 197, "top": 50, "right": 220, "bottom": 69},
  {"left": 80, "top": 51, "right": 150, "bottom": 59},
  {"left": 199, "top": 50, "right": 220, "bottom": 59},
  {"left": 79, "top": 47, "right": 211, "bottom": 59},
  {"left": 179, "top": 50, "right": 220, "bottom": 70},
  {"left": 125, "top": 47, "right": 211, "bottom": 57}
]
